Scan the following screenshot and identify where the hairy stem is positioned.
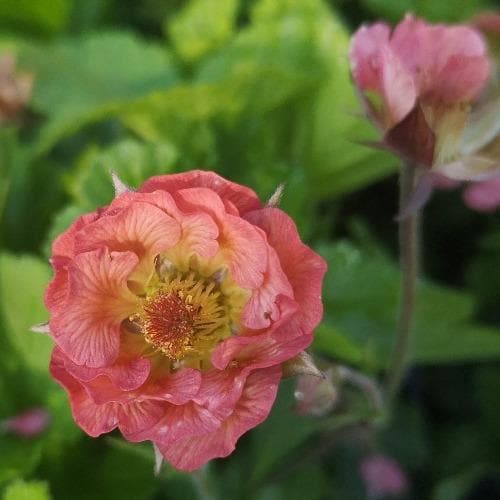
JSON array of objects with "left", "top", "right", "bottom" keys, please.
[{"left": 386, "top": 163, "right": 420, "bottom": 401}]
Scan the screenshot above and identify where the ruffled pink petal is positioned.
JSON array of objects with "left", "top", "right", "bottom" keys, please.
[
  {"left": 245, "top": 208, "right": 327, "bottom": 331},
  {"left": 391, "top": 14, "right": 489, "bottom": 102},
  {"left": 139, "top": 170, "right": 262, "bottom": 214},
  {"left": 50, "top": 248, "right": 141, "bottom": 368},
  {"left": 140, "top": 368, "right": 202, "bottom": 405},
  {"left": 242, "top": 246, "right": 294, "bottom": 329},
  {"left": 390, "top": 15, "right": 437, "bottom": 83},
  {"left": 175, "top": 188, "right": 268, "bottom": 289},
  {"left": 350, "top": 23, "right": 416, "bottom": 128},
  {"left": 158, "top": 365, "right": 281, "bottom": 471},
  {"left": 214, "top": 319, "right": 310, "bottom": 373},
  {"left": 223, "top": 199, "right": 240, "bottom": 216},
  {"left": 107, "top": 190, "right": 219, "bottom": 259},
  {"left": 463, "top": 177, "right": 500, "bottom": 212},
  {"left": 70, "top": 362, "right": 200, "bottom": 408},
  {"left": 431, "top": 54, "right": 490, "bottom": 103},
  {"left": 221, "top": 215, "right": 268, "bottom": 289},
  {"left": 63, "top": 350, "right": 151, "bottom": 392},
  {"left": 117, "top": 400, "right": 166, "bottom": 437},
  {"left": 379, "top": 46, "right": 417, "bottom": 127},
  {"left": 173, "top": 186, "right": 227, "bottom": 219},
  {"left": 76, "top": 202, "right": 180, "bottom": 256},
  {"left": 350, "top": 22, "right": 391, "bottom": 91},
  {"left": 50, "top": 349, "right": 120, "bottom": 436},
  {"left": 52, "top": 348, "right": 168, "bottom": 438},
  {"left": 45, "top": 256, "right": 70, "bottom": 314},
  {"left": 75, "top": 202, "right": 181, "bottom": 284},
  {"left": 52, "top": 212, "right": 100, "bottom": 259},
  {"left": 213, "top": 296, "right": 310, "bottom": 371},
  {"left": 125, "top": 400, "right": 220, "bottom": 444},
  {"left": 193, "top": 368, "right": 247, "bottom": 420},
  {"left": 127, "top": 367, "right": 247, "bottom": 445}
]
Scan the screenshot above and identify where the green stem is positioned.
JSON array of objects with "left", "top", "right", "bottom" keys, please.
[
  {"left": 386, "top": 163, "right": 420, "bottom": 401},
  {"left": 191, "top": 467, "right": 217, "bottom": 500}
]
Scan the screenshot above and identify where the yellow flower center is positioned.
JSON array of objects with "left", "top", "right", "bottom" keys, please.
[
  {"left": 142, "top": 273, "right": 229, "bottom": 360},
  {"left": 126, "top": 256, "right": 249, "bottom": 369}
]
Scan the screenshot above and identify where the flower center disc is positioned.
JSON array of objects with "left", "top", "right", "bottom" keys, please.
[
  {"left": 140, "top": 272, "right": 229, "bottom": 362},
  {"left": 142, "top": 291, "right": 197, "bottom": 359}
]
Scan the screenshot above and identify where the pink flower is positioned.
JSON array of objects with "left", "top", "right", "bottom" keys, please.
[
  {"left": 350, "top": 14, "right": 490, "bottom": 171},
  {"left": 463, "top": 176, "right": 500, "bottom": 212},
  {"left": 360, "top": 454, "right": 408, "bottom": 498},
  {"left": 2, "top": 408, "right": 51, "bottom": 438},
  {"left": 43, "top": 170, "right": 326, "bottom": 471}
]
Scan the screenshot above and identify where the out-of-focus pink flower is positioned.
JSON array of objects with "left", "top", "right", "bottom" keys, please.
[
  {"left": 360, "top": 454, "right": 408, "bottom": 498},
  {"left": 463, "top": 176, "right": 500, "bottom": 212},
  {"left": 350, "top": 14, "right": 490, "bottom": 174},
  {"left": 0, "top": 53, "right": 33, "bottom": 123},
  {"left": 2, "top": 408, "right": 51, "bottom": 438},
  {"left": 42, "top": 170, "right": 327, "bottom": 471},
  {"left": 429, "top": 13, "right": 500, "bottom": 212}
]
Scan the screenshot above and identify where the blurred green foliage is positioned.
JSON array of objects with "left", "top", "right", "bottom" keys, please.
[{"left": 1, "top": 0, "right": 500, "bottom": 499}]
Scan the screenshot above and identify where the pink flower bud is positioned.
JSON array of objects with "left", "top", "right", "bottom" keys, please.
[
  {"left": 294, "top": 369, "right": 337, "bottom": 417},
  {"left": 360, "top": 454, "right": 408, "bottom": 498},
  {"left": 350, "top": 14, "right": 490, "bottom": 171},
  {"left": 3, "top": 408, "right": 51, "bottom": 438}
]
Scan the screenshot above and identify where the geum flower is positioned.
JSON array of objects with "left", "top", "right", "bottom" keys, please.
[
  {"left": 423, "top": 12, "right": 500, "bottom": 213},
  {"left": 448, "top": 12, "right": 500, "bottom": 212},
  {"left": 350, "top": 14, "right": 495, "bottom": 182},
  {"left": 43, "top": 170, "right": 326, "bottom": 471}
]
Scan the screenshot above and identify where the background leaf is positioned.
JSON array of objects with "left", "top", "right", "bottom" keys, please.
[
  {"left": 19, "top": 32, "right": 180, "bottom": 155},
  {"left": 2, "top": 480, "right": 51, "bottom": 500}
]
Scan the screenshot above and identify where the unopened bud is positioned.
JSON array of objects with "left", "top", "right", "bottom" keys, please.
[{"left": 294, "top": 368, "right": 337, "bottom": 417}]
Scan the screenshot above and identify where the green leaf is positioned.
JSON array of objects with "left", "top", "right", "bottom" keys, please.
[
  {"left": 19, "top": 32, "right": 180, "bottom": 155},
  {"left": 0, "top": 0, "right": 70, "bottom": 37},
  {"left": 432, "top": 465, "right": 487, "bottom": 500},
  {"left": 2, "top": 480, "right": 50, "bottom": 500},
  {"left": 0, "top": 441, "right": 43, "bottom": 488},
  {"left": 124, "top": 0, "right": 329, "bottom": 146},
  {"left": 315, "top": 241, "right": 500, "bottom": 369},
  {"left": 249, "top": 380, "right": 321, "bottom": 483},
  {"left": 360, "top": 0, "right": 487, "bottom": 23},
  {"left": 294, "top": 8, "right": 397, "bottom": 198},
  {"left": 195, "top": 0, "right": 326, "bottom": 115},
  {"left": 0, "top": 254, "right": 52, "bottom": 373},
  {"left": 41, "top": 438, "right": 161, "bottom": 500},
  {"left": 0, "top": 128, "right": 17, "bottom": 226},
  {"left": 66, "top": 139, "right": 178, "bottom": 210},
  {"left": 167, "top": 0, "right": 240, "bottom": 64}
]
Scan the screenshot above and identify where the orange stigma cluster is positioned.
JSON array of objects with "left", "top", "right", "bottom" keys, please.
[
  {"left": 132, "top": 268, "right": 236, "bottom": 366},
  {"left": 142, "top": 291, "right": 198, "bottom": 360}
]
